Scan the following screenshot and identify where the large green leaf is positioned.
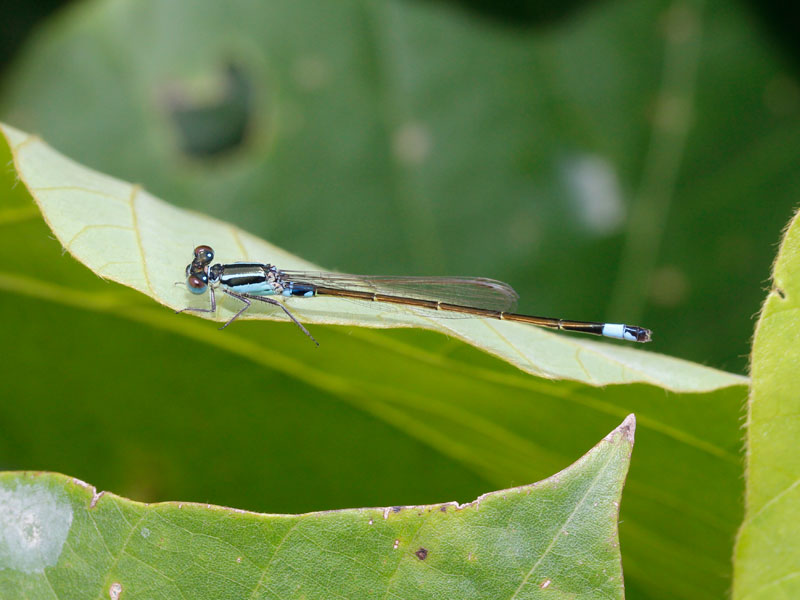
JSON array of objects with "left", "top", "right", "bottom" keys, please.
[
  {"left": 1, "top": 123, "right": 744, "bottom": 390},
  {"left": 733, "top": 208, "right": 800, "bottom": 599},
  {"left": 1, "top": 416, "right": 634, "bottom": 599}
]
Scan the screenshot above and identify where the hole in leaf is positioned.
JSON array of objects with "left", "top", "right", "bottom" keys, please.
[{"left": 163, "top": 62, "right": 254, "bottom": 158}]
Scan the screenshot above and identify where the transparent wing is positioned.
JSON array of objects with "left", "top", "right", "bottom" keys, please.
[{"left": 279, "top": 271, "right": 520, "bottom": 312}]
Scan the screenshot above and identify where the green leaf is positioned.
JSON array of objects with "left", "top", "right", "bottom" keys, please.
[
  {"left": 1, "top": 416, "right": 634, "bottom": 599},
  {"left": 733, "top": 208, "right": 800, "bottom": 599},
  {"left": 0, "top": 123, "right": 745, "bottom": 391}
]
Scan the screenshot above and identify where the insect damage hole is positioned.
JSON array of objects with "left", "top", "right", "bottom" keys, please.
[{"left": 109, "top": 582, "right": 123, "bottom": 599}]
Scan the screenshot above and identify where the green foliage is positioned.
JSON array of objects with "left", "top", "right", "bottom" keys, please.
[
  {"left": 734, "top": 208, "right": 800, "bottom": 599},
  {"left": 1, "top": 0, "right": 796, "bottom": 372},
  {"left": 1, "top": 123, "right": 744, "bottom": 388},
  {"left": 2, "top": 0, "right": 797, "bottom": 597},
  {"left": 0, "top": 128, "right": 746, "bottom": 598},
  {"left": 0, "top": 419, "right": 633, "bottom": 599}
]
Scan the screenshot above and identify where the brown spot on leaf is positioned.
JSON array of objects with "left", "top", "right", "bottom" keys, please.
[{"left": 415, "top": 547, "right": 428, "bottom": 560}]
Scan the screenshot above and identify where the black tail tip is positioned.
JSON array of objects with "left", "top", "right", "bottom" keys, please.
[{"left": 623, "top": 325, "right": 652, "bottom": 342}]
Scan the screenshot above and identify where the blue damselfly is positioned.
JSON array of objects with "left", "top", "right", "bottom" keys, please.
[{"left": 177, "top": 245, "right": 652, "bottom": 347}]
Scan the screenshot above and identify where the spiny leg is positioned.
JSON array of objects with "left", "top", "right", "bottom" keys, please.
[
  {"left": 176, "top": 285, "right": 217, "bottom": 315},
  {"left": 219, "top": 289, "right": 252, "bottom": 329},
  {"left": 223, "top": 289, "right": 319, "bottom": 346}
]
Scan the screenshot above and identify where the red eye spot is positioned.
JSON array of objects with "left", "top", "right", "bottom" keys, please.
[
  {"left": 188, "top": 275, "right": 206, "bottom": 289},
  {"left": 193, "top": 245, "right": 214, "bottom": 263}
]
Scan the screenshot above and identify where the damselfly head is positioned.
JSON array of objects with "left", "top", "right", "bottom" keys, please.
[{"left": 185, "top": 245, "right": 214, "bottom": 292}]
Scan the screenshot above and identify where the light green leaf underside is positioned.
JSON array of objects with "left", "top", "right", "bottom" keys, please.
[
  {"left": 1, "top": 123, "right": 745, "bottom": 391},
  {"left": 0, "top": 416, "right": 635, "bottom": 600},
  {"left": 734, "top": 208, "right": 800, "bottom": 599}
]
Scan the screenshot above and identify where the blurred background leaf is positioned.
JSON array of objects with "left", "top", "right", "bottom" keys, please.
[{"left": 0, "top": 0, "right": 792, "bottom": 597}]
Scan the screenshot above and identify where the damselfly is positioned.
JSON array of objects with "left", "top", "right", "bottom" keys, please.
[{"left": 177, "top": 245, "right": 652, "bottom": 347}]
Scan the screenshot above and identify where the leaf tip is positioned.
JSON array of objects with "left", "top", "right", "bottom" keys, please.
[{"left": 618, "top": 413, "right": 636, "bottom": 444}]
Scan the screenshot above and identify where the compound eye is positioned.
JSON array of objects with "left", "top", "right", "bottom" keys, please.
[
  {"left": 187, "top": 273, "right": 208, "bottom": 294},
  {"left": 193, "top": 245, "right": 214, "bottom": 263}
]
